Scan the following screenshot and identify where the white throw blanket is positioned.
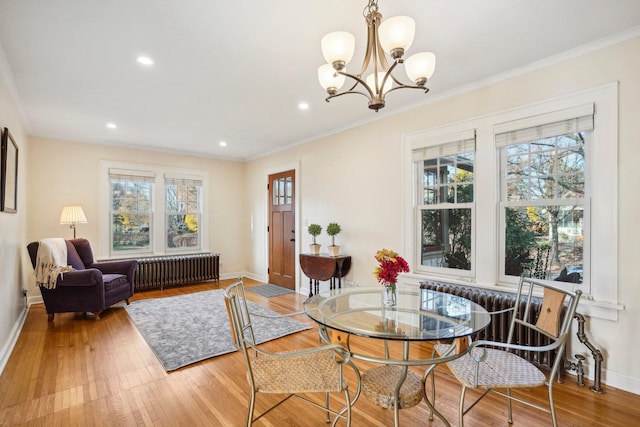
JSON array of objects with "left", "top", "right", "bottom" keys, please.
[{"left": 34, "top": 238, "right": 73, "bottom": 289}]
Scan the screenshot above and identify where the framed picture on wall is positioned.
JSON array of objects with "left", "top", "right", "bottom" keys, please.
[{"left": 1, "top": 127, "right": 18, "bottom": 213}]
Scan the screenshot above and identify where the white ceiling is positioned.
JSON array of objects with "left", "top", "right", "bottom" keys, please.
[{"left": 1, "top": 1, "right": 639, "bottom": 161}]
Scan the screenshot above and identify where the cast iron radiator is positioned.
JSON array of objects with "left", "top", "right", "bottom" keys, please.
[
  {"left": 420, "top": 280, "right": 564, "bottom": 374},
  {"left": 134, "top": 253, "right": 220, "bottom": 291}
]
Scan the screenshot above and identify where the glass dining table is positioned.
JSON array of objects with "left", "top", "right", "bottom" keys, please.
[{"left": 304, "top": 285, "right": 491, "bottom": 426}]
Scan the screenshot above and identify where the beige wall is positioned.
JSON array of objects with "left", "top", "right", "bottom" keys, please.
[
  {"left": 26, "top": 137, "right": 246, "bottom": 297},
  {"left": 0, "top": 50, "right": 29, "bottom": 370},
  {"left": 244, "top": 37, "right": 640, "bottom": 393}
]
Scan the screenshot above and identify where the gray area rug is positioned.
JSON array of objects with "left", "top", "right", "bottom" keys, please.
[
  {"left": 124, "top": 289, "right": 310, "bottom": 371},
  {"left": 246, "top": 284, "right": 294, "bottom": 298}
]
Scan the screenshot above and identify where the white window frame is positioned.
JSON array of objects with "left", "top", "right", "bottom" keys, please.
[
  {"left": 496, "top": 105, "right": 592, "bottom": 290},
  {"left": 98, "top": 161, "right": 209, "bottom": 258},
  {"left": 411, "top": 130, "right": 476, "bottom": 278},
  {"left": 164, "top": 174, "right": 203, "bottom": 252},
  {"left": 404, "top": 83, "right": 620, "bottom": 321},
  {"left": 108, "top": 168, "right": 156, "bottom": 255}
]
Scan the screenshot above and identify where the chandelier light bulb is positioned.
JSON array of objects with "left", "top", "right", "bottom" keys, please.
[
  {"left": 405, "top": 52, "right": 436, "bottom": 85},
  {"left": 378, "top": 16, "right": 415, "bottom": 58},
  {"left": 366, "top": 72, "right": 393, "bottom": 96},
  {"left": 321, "top": 31, "right": 355, "bottom": 69}
]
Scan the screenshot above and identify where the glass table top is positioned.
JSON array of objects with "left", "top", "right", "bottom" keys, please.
[{"left": 304, "top": 286, "right": 491, "bottom": 341}]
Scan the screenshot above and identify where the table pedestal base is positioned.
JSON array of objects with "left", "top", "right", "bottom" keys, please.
[{"left": 362, "top": 365, "right": 424, "bottom": 410}]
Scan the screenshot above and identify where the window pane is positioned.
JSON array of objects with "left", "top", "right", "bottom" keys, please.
[
  {"left": 421, "top": 208, "right": 472, "bottom": 271},
  {"left": 165, "top": 181, "right": 201, "bottom": 250},
  {"left": 285, "top": 176, "right": 292, "bottom": 205},
  {"left": 111, "top": 180, "right": 152, "bottom": 252},
  {"left": 167, "top": 214, "right": 199, "bottom": 248},
  {"left": 504, "top": 206, "right": 583, "bottom": 283},
  {"left": 112, "top": 214, "right": 151, "bottom": 251},
  {"left": 272, "top": 178, "right": 278, "bottom": 205},
  {"left": 421, "top": 155, "right": 474, "bottom": 205},
  {"left": 502, "top": 132, "right": 585, "bottom": 283}
]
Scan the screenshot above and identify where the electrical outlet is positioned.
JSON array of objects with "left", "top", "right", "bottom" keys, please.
[{"left": 22, "top": 289, "right": 28, "bottom": 297}]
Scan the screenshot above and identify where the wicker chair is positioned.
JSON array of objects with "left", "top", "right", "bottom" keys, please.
[
  {"left": 433, "top": 276, "right": 581, "bottom": 427},
  {"left": 224, "top": 279, "right": 360, "bottom": 427}
]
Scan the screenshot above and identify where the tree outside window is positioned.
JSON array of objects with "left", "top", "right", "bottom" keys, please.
[
  {"left": 502, "top": 133, "right": 585, "bottom": 283},
  {"left": 165, "top": 179, "right": 201, "bottom": 250},
  {"left": 111, "top": 180, "right": 152, "bottom": 252}
]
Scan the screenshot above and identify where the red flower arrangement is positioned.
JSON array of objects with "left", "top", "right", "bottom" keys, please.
[{"left": 373, "top": 248, "right": 410, "bottom": 286}]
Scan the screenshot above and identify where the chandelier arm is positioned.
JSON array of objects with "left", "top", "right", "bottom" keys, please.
[
  {"left": 375, "top": 29, "right": 391, "bottom": 72},
  {"left": 384, "top": 59, "right": 431, "bottom": 92},
  {"left": 357, "top": 9, "right": 380, "bottom": 78},
  {"left": 338, "top": 70, "right": 375, "bottom": 99},
  {"left": 378, "top": 60, "right": 401, "bottom": 96},
  {"left": 325, "top": 89, "right": 374, "bottom": 103},
  {"left": 383, "top": 84, "right": 430, "bottom": 96}
]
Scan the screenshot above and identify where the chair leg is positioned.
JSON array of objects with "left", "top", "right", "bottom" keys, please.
[
  {"left": 507, "top": 387, "right": 513, "bottom": 424},
  {"left": 247, "top": 389, "right": 256, "bottom": 427},
  {"left": 343, "top": 388, "right": 352, "bottom": 427},
  {"left": 428, "top": 366, "right": 436, "bottom": 421},
  {"left": 325, "top": 392, "right": 330, "bottom": 423},
  {"left": 93, "top": 311, "right": 101, "bottom": 320},
  {"left": 47, "top": 313, "right": 54, "bottom": 322},
  {"left": 548, "top": 383, "right": 558, "bottom": 427},
  {"left": 459, "top": 385, "right": 467, "bottom": 427}
]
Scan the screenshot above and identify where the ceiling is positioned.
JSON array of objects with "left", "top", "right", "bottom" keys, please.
[{"left": 1, "top": 1, "right": 639, "bottom": 161}]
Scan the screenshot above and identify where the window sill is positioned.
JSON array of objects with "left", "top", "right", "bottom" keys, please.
[{"left": 401, "top": 272, "right": 624, "bottom": 321}]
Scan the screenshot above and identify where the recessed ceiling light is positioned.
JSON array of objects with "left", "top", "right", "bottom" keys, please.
[
  {"left": 219, "top": 141, "right": 227, "bottom": 147},
  {"left": 106, "top": 122, "right": 117, "bottom": 129},
  {"left": 298, "top": 102, "right": 309, "bottom": 110},
  {"left": 136, "top": 56, "right": 154, "bottom": 66}
]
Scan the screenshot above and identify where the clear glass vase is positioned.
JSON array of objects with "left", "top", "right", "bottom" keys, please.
[{"left": 383, "top": 282, "right": 397, "bottom": 307}]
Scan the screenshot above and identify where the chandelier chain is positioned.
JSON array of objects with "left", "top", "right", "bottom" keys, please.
[{"left": 363, "top": 0, "right": 379, "bottom": 19}]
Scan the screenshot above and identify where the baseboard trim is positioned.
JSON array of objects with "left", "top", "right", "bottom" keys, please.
[{"left": 0, "top": 305, "right": 28, "bottom": 376}]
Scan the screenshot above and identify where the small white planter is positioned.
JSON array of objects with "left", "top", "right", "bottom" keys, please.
[
  {"left": 328, "top": 245, "right": 340, "bottom": 256},
  {"left": 310, "top": 243, "right": 321, "bottom": 255}
]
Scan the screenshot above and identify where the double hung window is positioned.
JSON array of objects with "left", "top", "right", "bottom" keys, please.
[
  {"left": 413, "top": 130, "right": 476, "bottom": 275},
  {"left": 101, "top": 161, "right": 208, "bottom": 257},
  {"left": 109, "top": 169, "right": 154, "bottom": 253},
  {"left": 165, "top": 175, "right": 202, "bottom": 250},
  {"left": 406, "top": 85, "right": 618, "bottom": 318},
  {"left": 497, "top": 105, "right": 593, "bottom": 285}
]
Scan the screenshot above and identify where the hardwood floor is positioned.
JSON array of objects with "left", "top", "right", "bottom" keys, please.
[{"left": 0, "top": 278, "right": 638, "bottom": 426}]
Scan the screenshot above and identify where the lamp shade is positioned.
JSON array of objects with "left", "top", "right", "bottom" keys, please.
[
  {"left": 318, "top": 64, "right": 346, "bottom": 91},
  {"left": 60, "top": 206, "right": 88, "bottom": 225},
  {"left": 321, "top": 31, "right": 355, "bottom": 66},
  {"left": 405, "top": 51, "right": 436, "bottom": 82},
  {"left": 378, "top": 16, "right": 415, "bottom": 54}
]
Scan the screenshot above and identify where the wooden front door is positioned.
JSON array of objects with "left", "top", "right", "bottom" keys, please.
[{"left": 268, "top": 170, "right": 295, "bottom": 289}]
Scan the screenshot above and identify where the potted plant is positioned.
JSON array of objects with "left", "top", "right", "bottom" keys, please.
[
  {"left": 326, "top": 222, "right": 342, "bottom": 256},
  {"left": 308, "top": 224, "right": 322, "bottom": 255}
]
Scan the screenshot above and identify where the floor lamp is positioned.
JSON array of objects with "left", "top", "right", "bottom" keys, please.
[{"left": 60, "top": 206, "right": 87, "bottom": 238}]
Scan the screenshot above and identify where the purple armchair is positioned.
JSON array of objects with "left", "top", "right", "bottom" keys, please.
[{"left": 27, "top": 238, "right": 137, "bottom": 321}]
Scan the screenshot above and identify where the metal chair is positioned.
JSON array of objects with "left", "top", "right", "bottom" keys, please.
[
  {"left": 224, "top": 279, "right": 360, "bottom": 426},
  {"left": 433, "top": 276, "right": 581, "bottom": 426}
]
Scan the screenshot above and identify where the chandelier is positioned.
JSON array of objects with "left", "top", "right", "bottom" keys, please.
[{"left": 318, "top": 0, "right": 436, "bottom": 111}]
